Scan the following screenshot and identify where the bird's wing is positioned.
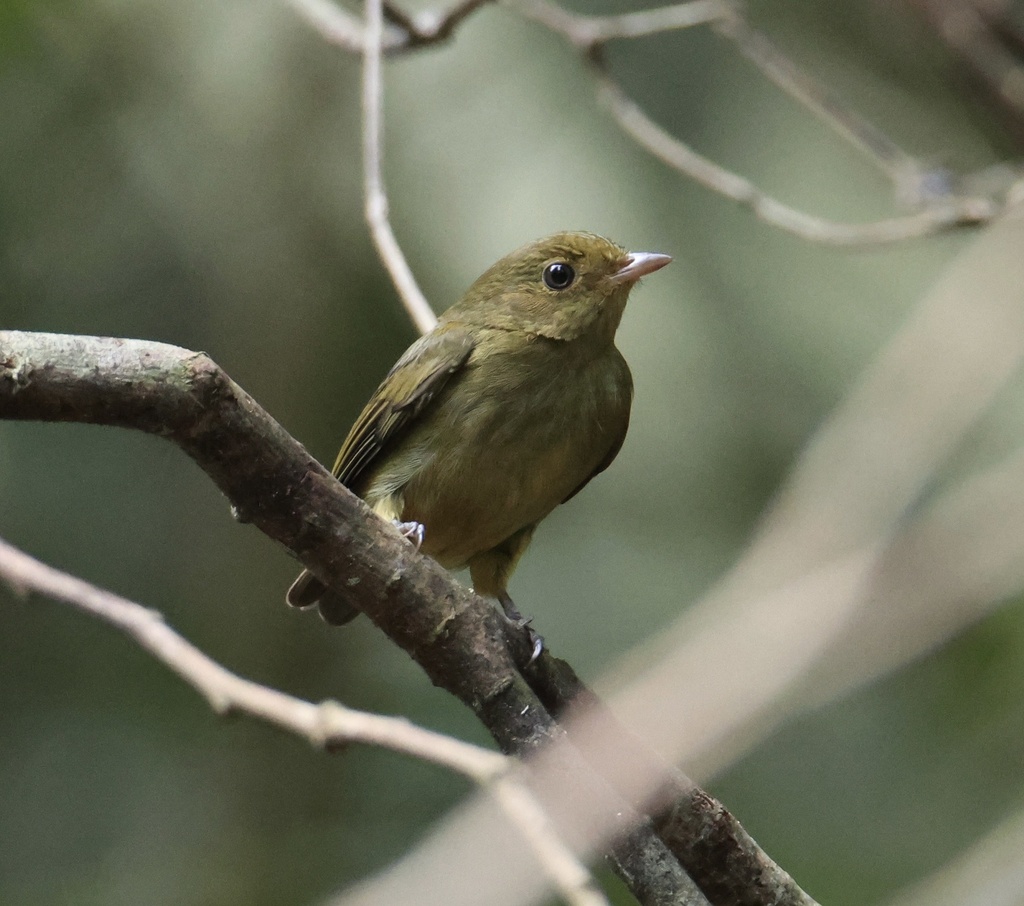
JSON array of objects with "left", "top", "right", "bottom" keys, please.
[
  {"left": 560, "top": 409, "right": 631, "bottom": 504},
  {"left": 332, "top": 326, "right": 475, "bottom": 489}
]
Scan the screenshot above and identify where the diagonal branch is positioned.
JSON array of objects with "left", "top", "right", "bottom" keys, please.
[
  {"left": 513, "top": 0, "right": 1008, "bottom": 245},
  {"left": 0, "top": 330, "right": 703, "bottom": 906},
  {"left": 588, "top": 67, "right": 995, "bottom": 245},
  {"left": 0, "top": 329, "right": 823, "bottom": 906}
]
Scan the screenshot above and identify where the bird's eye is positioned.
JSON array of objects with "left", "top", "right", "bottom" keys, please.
[{"left": 543, "top": 262, "right": 575, "bottom": 290}]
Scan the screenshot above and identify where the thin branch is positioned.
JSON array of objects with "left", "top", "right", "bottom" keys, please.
[
  {"left": 512, "top": 0, "right": 1008, "bottom": 244},
  {"left": 0, "top": 535, "right": 609, "bottom": 906},
  {"left": 384, "top": 0, "right": 491, "bottom": 46},
  {"left": 0, "top": 538, "right": 502, "bottom": 776},
  {"left": 288, "top": 0, "right": 1022, "bottom": 245},
  {"left": 510, "top": 0, "right": 730, "bottom": 47},
  {"left": 488, "top": 779, "right": 611, "bottom": 906},
  {"left": 286, "top": 0, "right": 369, "bottom": 52},
  {"left": 590, "top": 69, "right": 996, "bottom": 245},
  {"left": 710, "top": 14, "right": 930, "bottom": 196},
  {"left": 362, "top": 0, "right": 438, "bottom": 334},
  {"left": 287, "top": 0, "right": 491, "bottom": 52}
]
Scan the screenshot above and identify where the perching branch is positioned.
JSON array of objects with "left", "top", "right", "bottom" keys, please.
[
  {"left": 0, "top": 329, "right": 821, "bottom": 906},
  {"left": 0, "top": 536, "right": 608, "bottom": 906},
  {"left": 0, "top": 330, "right": 708, "bottom": 906}
]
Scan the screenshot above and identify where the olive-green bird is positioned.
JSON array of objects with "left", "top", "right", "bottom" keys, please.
[{"left": 287, "top": 231, "right": 671, "bottom": 638}]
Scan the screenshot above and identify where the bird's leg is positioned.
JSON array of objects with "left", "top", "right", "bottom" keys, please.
[
  {"left": 497, "top": 591, "right": 544, "bottom": 664},
  {"left": 393, "top": 520, "right": 425, "bottom": 551}
]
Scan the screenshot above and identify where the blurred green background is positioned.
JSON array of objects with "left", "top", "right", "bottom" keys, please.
[{"left": 2, "top": 0, "right": 1024, "bottom": 904}]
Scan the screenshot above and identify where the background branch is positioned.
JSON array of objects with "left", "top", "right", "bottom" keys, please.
[
  {"left": 362, "top": 0, "right": 438, "bottom": 333},
  {"left": 0, "top": 536, "right": 609, "bottom": 906},
  {"left": 512, "top": 0, "right": 1010, "bottom": 244},
  {"left": 291, "top": 0, "right": 1023, "bottom": 245}
]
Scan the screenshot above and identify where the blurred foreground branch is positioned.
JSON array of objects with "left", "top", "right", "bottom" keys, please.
[
  {"left": 0, "top": 537, "right": 606, "bottom": 906},
  {"left": 0, "top": 330, "right": 820, "bottom": 906}
]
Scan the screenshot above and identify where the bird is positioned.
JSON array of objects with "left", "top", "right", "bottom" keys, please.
[{"left": 287, "top": 231, "right": 671, "bottom": 651}]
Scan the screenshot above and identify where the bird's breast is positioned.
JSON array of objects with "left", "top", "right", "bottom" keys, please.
[{"left": 366, "top": 333, "right": 633, "bottom": 568}]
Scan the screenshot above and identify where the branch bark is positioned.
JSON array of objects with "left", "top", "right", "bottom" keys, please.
[
  {"left": 0, "top": 329, "right": 818, "bottom": 906},
  {"left": 0, "top": 330, "right": 700, "bottom": 906}
]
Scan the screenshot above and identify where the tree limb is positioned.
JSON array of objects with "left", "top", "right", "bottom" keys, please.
[
  {"left": 0, "top": 330, "right": 703, "bottom": 906},
  {"left": 0, "top": 329, "right": 824, "bottom": 906}
]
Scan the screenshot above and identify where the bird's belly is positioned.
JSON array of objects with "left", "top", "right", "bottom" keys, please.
[{"left": 372, "top": 357, "right": 629, "bottom": 568}]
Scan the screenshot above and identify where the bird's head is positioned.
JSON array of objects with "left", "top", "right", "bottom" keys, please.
[{"left": 444, "top": 231, "right": 671, "bottom": 342}]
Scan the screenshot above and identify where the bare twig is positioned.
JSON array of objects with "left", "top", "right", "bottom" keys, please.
[
  {"left": 289, "top": 0, "right": 1022, "bottom": 245},
  {"left": 362, "top": 0, "right": 438, "bottom": 334},
  {"left": 286, "top": 0, "right": 369, "bottom": 52},
  {"left": 710, "top": 14, "right": 933, "bottom": 197},
  {"left": 384, "top": 0, "right": 491, "bottom": 47},
  {"left": 0, "top": 540, "right": 500, "bottom": 775},
  {"left": 511, "top": 0, "right": 1009, "bottom": 244},
  {"left": 0, "top": 535, "right": 608, "bottom": 906},
  {"left": 597, "top": 71, "right": 996, "bottom": 244},
  {"left": 510, "top": 0, "right": 730, "bottom": 47},
  {"left": 487, "top": 781, "right": 611, "bottom": 906},
  {"left": 288, "top": 0, "right": 492, "bottom": 52}
]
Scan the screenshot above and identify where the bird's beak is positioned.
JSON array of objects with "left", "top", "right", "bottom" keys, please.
[{"left": 609, "top": 251, "right": 673, "bottom": 284}]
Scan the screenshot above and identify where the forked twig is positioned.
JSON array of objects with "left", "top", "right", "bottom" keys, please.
[
  {"left": 0, "top": 536, "right": 608, "bottom": 906},
  {"left": 383, "top": 0, "right": 490, "bottom": 46},
  {"left": 292, "top": 0, "right": 1022, "bottom": 248},
  {"left": 514, "top": 0, "right": 1009, "bottom": 244}
]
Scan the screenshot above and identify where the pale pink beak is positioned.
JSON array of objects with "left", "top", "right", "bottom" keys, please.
[{"left": 609, "top": 251, "right": 673, "bottom": 284}]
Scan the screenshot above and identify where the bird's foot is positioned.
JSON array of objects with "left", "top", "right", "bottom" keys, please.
[
  {"left": 393, "top": 520, "right": 425, "bottom": 551},
  {"left": 524, "top": 627, "right": 544, "bottom": 665},
  {"left": 497, "top": 592, "right": 544, "bottom": 665}
]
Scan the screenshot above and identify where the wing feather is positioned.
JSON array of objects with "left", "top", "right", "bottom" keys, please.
[{"left": 331, "top": 327, "right": 475, "bottom": 490}]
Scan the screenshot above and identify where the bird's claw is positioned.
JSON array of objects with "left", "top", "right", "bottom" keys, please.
[
  {"left": 526, "top": 627, "right": 544, "bottom": 665},
  {"left": 393, "top": 520, "right": 425, "bottom": 551},
  {"left": 497, "top": 592, "right": 544, "bottom": 664}
]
